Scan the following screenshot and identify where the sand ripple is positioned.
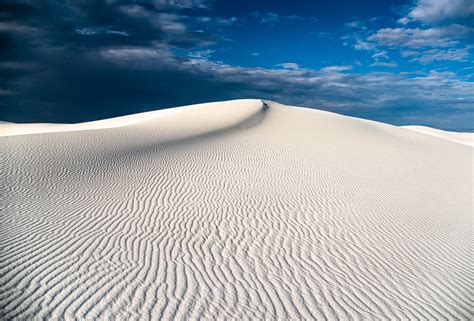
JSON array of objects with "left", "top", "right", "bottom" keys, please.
[{"left": 1, "top": 100, "right": 472, "bottom": 320}]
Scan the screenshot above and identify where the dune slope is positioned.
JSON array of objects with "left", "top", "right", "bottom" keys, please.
[
  {"left": 1, "top": 99, "right": 472, "bottom": 320},
  {"left": 402, "top": 125, "right": 474, "bottom": 146}
]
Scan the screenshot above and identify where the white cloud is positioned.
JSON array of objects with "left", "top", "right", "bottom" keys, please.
[
  {"left": 345, "top": 21, "right": 366, "bottom": 29},
  {"left": 397, "top": 17, "right": 411, "bottom": 25},
  {"left": 275, "top": 62, "right": 300, "bottom": 70},
  {"left": 107, "top": 30, "right": 130, "bottom": 36},
  {"left": 371, "top": 51, "right": 389, "bottom": 59},
  {"left": 354, "top": 40, "right": 377, "bottom": 51},
  {"left": 370, "top": 61, "right": 398, "bottom": 68},
  {"left": 152, "top": 0, "right": 213, "bottom": 9},
  {"left": 75, "top": 28, "right": 97, "bottom": 35},
  {"left": 286, "top": 15, "right": 318, "bottom": 23},
  {"left": 367, "top": 24, "right": 473, "bottom": 48},
  {"left": 401, "top": 50, "right": 418, "bottom": 57},
  {"left": 120, "top": 6, "right": 187, "bottom": 32},
  {"left": 406, "top": 48, "right": 470, "bottom": 64},
  {"left": 194, "top": 16, "right": 238, "bottom": 27},
  {"left": 157, "top": 13, "right": 188, "bottom": 31},
  {"left": 75, "top": 28, "right": 129, "bottom": 36},
  {"left": 320, "top": 66, "right": 352, "bottom": 72},
  {"left": 187, "top": 49, "right": 215, "bottom": 62},
  {"left": 399, "top": 0, "right": 474, "bottom": 24},
  {"left": 100, "top": 47, "right": 176, "bottom": 67},
  {"left": 260, "top": 12, "right": 279, "bottom": 24},
  {"left": 252, "top": 12, "right": 317, "bottom": 24}
]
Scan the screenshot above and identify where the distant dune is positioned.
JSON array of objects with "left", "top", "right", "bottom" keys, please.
[
  {"left": 1, "top": 100, "right": 472, "bottom": 320},
  {"left": 402, "top": 125, "right": 473, "bottom": 146}
]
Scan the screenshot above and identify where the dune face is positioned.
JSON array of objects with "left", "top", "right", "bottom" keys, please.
[{"left": 0, "top": 100, "right": 472, "bottom": 320}]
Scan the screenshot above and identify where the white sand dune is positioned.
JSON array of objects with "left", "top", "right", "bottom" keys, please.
[
  {"left": 402, "top": 125, "right": 474, "bottom": 147},
  {"left": 1, "top": 99, "right": 472, "bottom": 320}
]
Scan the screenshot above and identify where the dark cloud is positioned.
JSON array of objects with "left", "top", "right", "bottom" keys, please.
[{"left": 0, "top": 0, "right": 218, "bottom": 122}]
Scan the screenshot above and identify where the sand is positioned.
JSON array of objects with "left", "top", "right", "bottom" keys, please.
[
  {"left": 1, "top": 99, "right": 472, "bottom": 320},
  {"left": 402, "top": 125, "right": 474, "bottom": 147}
]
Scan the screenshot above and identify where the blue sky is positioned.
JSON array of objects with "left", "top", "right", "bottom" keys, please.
[{"left": 0, "top": 0, "right": 473, "bottom": 130}]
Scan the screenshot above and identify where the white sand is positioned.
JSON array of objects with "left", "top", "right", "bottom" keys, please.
[
  {"left": 1, "top": 99, "right": 472, "bottom": 320},
  {"left": 402, "top": 125, "right": 474, "bottom": 146}
]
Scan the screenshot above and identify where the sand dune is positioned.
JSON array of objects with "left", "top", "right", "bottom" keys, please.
[
  {"left": 1, "top": 99, "right": 472, "bottom": 320},
  {"left": 402, "top": 125, "right": 474, "bottom": 146}
]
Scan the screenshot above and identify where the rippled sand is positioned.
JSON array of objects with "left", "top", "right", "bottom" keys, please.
[{"left": 1, "top": 100, "right": 472, "bottom": 320}]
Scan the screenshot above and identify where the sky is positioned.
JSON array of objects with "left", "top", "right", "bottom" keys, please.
[{"left": 0, "top": 0, "right": 473, "bottom": 130}]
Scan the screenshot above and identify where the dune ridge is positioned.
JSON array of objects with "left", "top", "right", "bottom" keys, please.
[{"left": 1, "top": 99, "right": 472, "bottom": 320}]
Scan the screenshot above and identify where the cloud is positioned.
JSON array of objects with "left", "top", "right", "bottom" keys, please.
[
  {"left": 320, "top": 66, "right": 352, "bottom": 72},
  {"left": 260, "top": 12, "right": 279, "bottom": 24},
  {"left": 187, "top": 49, "right": 215, "bottom": 63},
  {"left": 371, "top": 51, "right": 389, "bottom": 59},
  {"left": 194, "top": 16, "right": 238, "bottom": 27},
  {"left": 370, "top": 61, "right": 398, "bottom": 68},
  {"left": 404, "top": 48, "right": 471, "bottom": 64},
  {"left": 286, "top": 15, "right": 318, "bottom": 23},
  {"left": 313, "top": 31, "right": 334, "bottom": 39},
  {"left": 0, "top": 88, "right": 15, "bottom": 96},
  {"left": 345, "top": 7, "right": 473, "bottom": 68},
  {"left": 367, "top": 24, "right": 473, "bottom": 48},
  {"left": 152, "top": 0, "right": 214, "bottom": 10},
  {"left": 0, "top": 21, "right": 37, "bottom": 33},
  {"left": 345, "top": 21, "right": 367, "bottom": 29},
  {"left": 399, "top": 0, "right": 474, "bottom": 24},
  {"left": 252, "top": 12, "right": 317, "bottom": 24},
  {"left": 75, "top": 28, "right": 130, "bottom": 36},
  {"left": 275, "top": 62, "right": 300, "bottom": 70},
  {"left": 100, "top": 48, "right": 176, "bottom": 65},
  {"left": 354, "top": 40, "right": 377, "bottom": 51}
]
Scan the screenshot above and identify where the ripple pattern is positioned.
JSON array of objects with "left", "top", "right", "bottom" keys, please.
[{"left": 1, "top": 100, "right": 472, "bottom": 320}]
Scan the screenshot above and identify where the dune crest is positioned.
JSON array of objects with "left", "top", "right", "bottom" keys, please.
[{"left": 1, "top": 99, "right": 472, "bottom": 320}]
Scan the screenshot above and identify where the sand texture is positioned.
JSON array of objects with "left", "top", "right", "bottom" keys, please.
[
  {"left": 403, "top": 125, "right": 474, "bottom": 146},
  {"left": 1, "top": 100, "right": 472, "bottom": 320}
]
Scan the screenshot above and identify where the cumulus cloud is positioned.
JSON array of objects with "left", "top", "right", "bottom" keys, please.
[
  {"left": 399, "top": 0, "right": 474, "bottom": 24},
  {"left": 354, "top": 40, "right": 377, "bottom": 51},
  {"left": 356, "top": 17, "right": 473, "bottom": 66},
  {"left": 344, "top": 0, "right": 473, "bottom": 68}
]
